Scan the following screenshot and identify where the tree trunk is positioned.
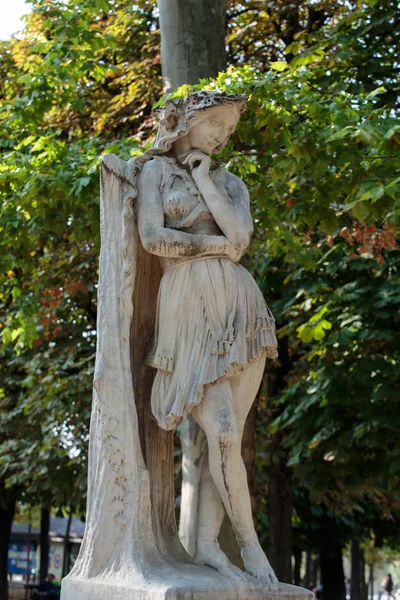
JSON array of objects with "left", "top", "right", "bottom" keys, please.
[
  {"left": 369, "top": 564, "right": 374, "bottom": 600},
  {"left": 311, "top": 554, "right": 319, "bottom": 588},
  {"left": 62, "top": 512, "right": 72, "bottom": 577},
  {"left": 0, "top": 485, "right": 16, "bottom": 600},
  {"left": 351, "top": 540, "right": 367, "bottom": 600},
  {"left": 360, "top": 549, "right": 368, "bottom": 600},
  {"left": 158, "top": 0, "right": 227, "bottom": 91},
  {"left": 351, "top": 541, "right": 361, "bottom": 600},
  {"left": 293, "top": 547, "right": 302, "bottom": 586},
  {"left": 267, "top": 439, "right": 293, "bottom": 583},
  {"left": 304, "top": 550, "right": 312, "bottom": 588},
  {"left": 320, "top": 516, "right": 346, "bottom": 600},
  {"left": 267, "top": 336, "right": 293, "bottom": 583},
  {"left": 40, "top": 507, "right": 50, "bottom": 582},
  {"left": 25, "top": 521, "right": 32, "bottom": 600}
]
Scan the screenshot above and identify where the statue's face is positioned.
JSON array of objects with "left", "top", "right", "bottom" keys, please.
[{"left": 187, "top": 106, "right": 240, "bottom": 155}]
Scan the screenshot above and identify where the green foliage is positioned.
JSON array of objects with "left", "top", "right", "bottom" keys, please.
[{"left": 274, "top": 246, "right": 400, "bottom": 504}]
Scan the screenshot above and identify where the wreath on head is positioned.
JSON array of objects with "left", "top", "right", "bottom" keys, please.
[{"left": 156, "top": 91, "right": 247, "bottom": 134}]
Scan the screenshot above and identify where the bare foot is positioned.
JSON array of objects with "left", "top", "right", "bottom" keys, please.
[
  {"left": 194, "top": 542, "right": 247, "bottom": 583},
  {"left": 240, "top": 540, "right": 278, "bottom": 586}
]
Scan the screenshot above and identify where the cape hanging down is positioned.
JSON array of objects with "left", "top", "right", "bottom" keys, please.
[{"left": 62, "top": 154, "right": 189, "bottom": 593}]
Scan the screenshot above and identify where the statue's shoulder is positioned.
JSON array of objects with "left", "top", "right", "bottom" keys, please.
[
  {"left": 214, "top": 166, "right": 248, "bottom": 193},
  {"left": 137, "top": 157, "right": 158, "bottom": 178},
  {"left": 139, "top": 155, "right": 172, "bottom": 177},
  {"left": 139, "top": 156, "right": 182, "bottom": 192},
  {"left": 138, "top": 156, "right": 176, "bottom": 194}
]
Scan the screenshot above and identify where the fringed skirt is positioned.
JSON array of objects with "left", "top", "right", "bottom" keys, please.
[{"left": 147, "top": 257, "right": 278, "bottom": 430}]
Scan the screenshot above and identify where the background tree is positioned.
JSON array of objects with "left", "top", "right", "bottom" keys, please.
[{"left": 158, "top": 0, "right": 226, "bottom": 91}]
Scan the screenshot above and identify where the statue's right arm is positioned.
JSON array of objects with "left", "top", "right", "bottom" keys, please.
[{"left": 137, "top": 160, "right": 230, "bottom": 259}]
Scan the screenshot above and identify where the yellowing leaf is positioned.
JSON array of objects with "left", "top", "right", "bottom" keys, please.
[{"left": 270, "top": 61, "right": 288, "bottom": 72}]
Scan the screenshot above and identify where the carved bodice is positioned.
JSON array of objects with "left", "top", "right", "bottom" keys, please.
[{"left": 155, "top": 156, "right": 224, "bottom": 236}]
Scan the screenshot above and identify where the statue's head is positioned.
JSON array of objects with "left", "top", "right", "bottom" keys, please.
[{"left": 152, "top": 91, "right": 247, "bottom": 155}]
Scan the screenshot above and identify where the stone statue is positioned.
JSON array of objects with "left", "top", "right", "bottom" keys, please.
[
  {"left": 139, "top": 91, "right": 278, "bottom": 583},
  {"left": 61, "top": 92, "right": 313, "bottom": 600}
]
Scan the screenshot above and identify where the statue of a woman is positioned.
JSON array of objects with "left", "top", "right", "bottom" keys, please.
[
  {"left": 136, "top": 91, "right": 278, "bottom": 584},
  {"left": 62, "top": 91, "right": 314, "bottom": 600}
]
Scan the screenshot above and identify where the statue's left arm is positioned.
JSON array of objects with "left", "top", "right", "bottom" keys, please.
[{"left": 196, "top": 169, "right": 253, "bottom": 250}]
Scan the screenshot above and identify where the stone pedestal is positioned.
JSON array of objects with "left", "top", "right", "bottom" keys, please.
[{"left": 62, "top": 562, "right": 314, "bottom": 600}]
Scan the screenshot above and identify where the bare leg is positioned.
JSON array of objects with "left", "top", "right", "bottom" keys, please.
[
  {"left": 229, "top": 355, "right": 277, "bottom": 583},
  {"left": 194, "top": 355, "right": 264, "bottom": 573},
  {"left": 192, "top": 353, "right": 277, "bottom": 585}
]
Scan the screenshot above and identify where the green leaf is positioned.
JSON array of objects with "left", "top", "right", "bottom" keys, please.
[
  {"left": 366, "top": 86, "right": 386, "bottom": 99},
  {"left": 270, "top": 61, "right": 288, "bottom": 72},
  {"left": 360, "top": 185, "right": 384, "bottom": 202}
]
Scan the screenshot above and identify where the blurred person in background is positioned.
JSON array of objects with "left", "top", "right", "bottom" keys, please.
[
  {"left": 383, "top": 574, "right": 395, "bottom": 599},
  {"left": 32, "top": 573, "right": 58, "bottom": 599}
]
